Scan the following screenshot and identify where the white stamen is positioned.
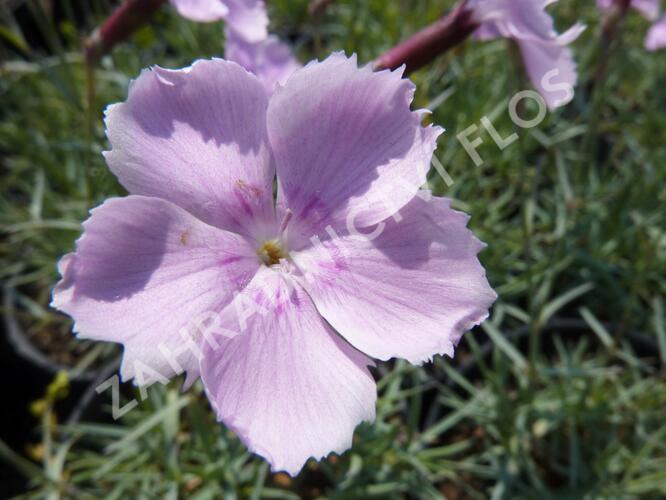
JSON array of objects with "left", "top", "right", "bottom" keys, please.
[{"left": 280, "top": 208, "right": 294, "bottom": 233}]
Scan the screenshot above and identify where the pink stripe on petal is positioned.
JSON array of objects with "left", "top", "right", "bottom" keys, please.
[
  {"left": 51, "top": 195, "right": 260, "bottom": 386},
  {"left": 292, "top": 194, "right": 496, "bottom": 364},
  {"left": 267, "top": 52, "right": 442, "bottom": 249},
  {"left": 200, "top": 271, "right": 376, "bottom": 476},
  {"left": 104, "top": 59, "right": 276, "bottom": 240}
]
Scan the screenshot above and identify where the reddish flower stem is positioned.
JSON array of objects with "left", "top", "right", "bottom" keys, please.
[
  {"left": 308, "top": 0, "right": 334, "bottom": 19},
  {"left": 593, "top": 0, "right": 631, "bottom": 85},
  {"left": 85, "top": 0, "right": 167, "bottom": 65},
  {"left": 85, "top": 0, "right": 478, "bottom": 75},
  {"left": 373, "top": 1, "right": 478, "bottom": 74}
]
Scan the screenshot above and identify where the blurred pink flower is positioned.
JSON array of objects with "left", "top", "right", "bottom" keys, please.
[
  {"left": 52, "top": 54, "right": 496, "bottom": 474},
  {"left": 170, "top": 0, "right": 268, "bottom": 41},
  {"left": 224, "top": 27, "right": 301, "bottom": 93},
  {"left": 597, "top": 0, "right": 660, "bottom": 21},
  {"left": 471, "top": 0, "right": 586, "bottom": 109},
  {"left": 645, "top": 15, "right": 666, "bottom": 49}
]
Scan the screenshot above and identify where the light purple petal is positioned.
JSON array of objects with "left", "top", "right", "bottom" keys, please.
[
  {"left": 170, "top": 0, "right": 268, "bottom": 39},
  {"left": 474, "top": 22, "right": 504, "bottom": 40},
  {"left": 516, "top": 31, "right": 581, "bottom": 110},
  {"left": 472, "top": 0, "right": 557, "bottom": 39},
  {"left": 645, "top": 15, "right": 666, "bottom": 50},
  {"left": 292, "top": 193, "right": 496, "bottom": 364},
  {"left": 224, "top": 0, "right": 269, "bottom": 43},
  {"left": 471, "top": 0, "right": 584, "bottom": 109},
  {"left": 200, "top": 269, "right": 376, "bottom": 475},
  {"left": 104, "top": 59, "right": 276, "bottom": 240},
  {"left": 51, "top": 196, "right": 260, "bottom": 386},
  {"left": 266, "top": 52, "right": 442, "bottom": 249},
  {"left": 225, "top": 27, "right": 301, "bottom": 94},
  {"left": 632, "top": 0, "right": 661, "bottom": 21},
  {"left": 170, "top": 0, "right": 229, "bottom": 22}
]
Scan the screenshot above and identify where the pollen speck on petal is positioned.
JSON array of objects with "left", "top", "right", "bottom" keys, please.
[
  {"left": 51, "top": 196, "right": 260, "bottom": 386},
  {"left": 104, "top": 58, "right": 275, "bottom": 238}
]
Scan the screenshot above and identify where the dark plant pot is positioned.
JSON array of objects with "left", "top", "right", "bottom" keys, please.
[
  {"left": 3, "top": 284, "right": 100, "bottom": 382},
  {"left": 3, "top": 284, "right": 122, "bottom": 426}
]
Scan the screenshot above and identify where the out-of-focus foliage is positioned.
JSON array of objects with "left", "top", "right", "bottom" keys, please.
[{"left": 1, "top": 0, "right": 665, "bottom": 498}]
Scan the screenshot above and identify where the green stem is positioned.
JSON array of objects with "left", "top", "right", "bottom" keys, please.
[{"left": 578, "top": 0, "right": 630, "bottom": 189}]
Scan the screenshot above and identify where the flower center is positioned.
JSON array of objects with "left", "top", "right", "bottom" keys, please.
[{"left": 257, "top": 239, "right": 287, "bottom": 266}]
